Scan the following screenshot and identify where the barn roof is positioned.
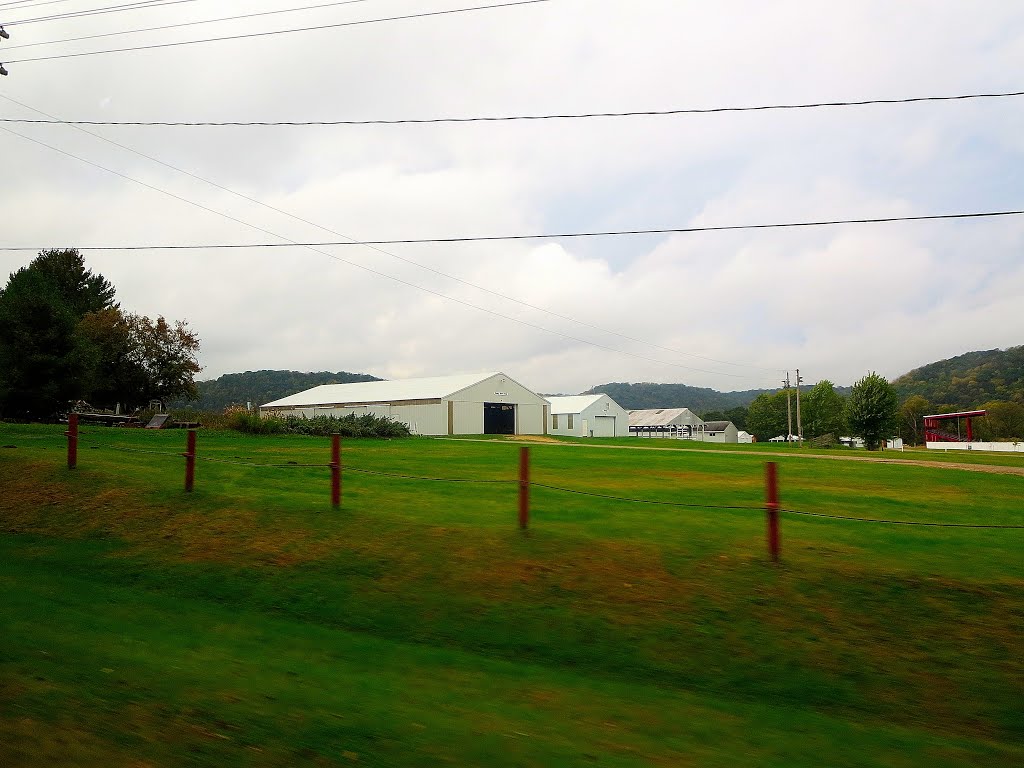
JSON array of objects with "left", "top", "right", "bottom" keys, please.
[
  {"left": 546, "top": 394, "right": 604, "bottom": 414},
  {"left": 628, "top": 408, "right": 703, "bottom": 427},
  {"left": 262, "top": 372, "right": 509, "bottom": 408},
  {"left": 702, "top": 420, "right": 733, "bottom": 431}
]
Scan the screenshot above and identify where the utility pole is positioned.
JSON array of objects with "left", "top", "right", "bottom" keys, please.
[
  {"left": 783, "top": 372, "right": 793, "bottom": 442},
  {"left": 795, "top": 369, "right": 804, "bottom": 447}
]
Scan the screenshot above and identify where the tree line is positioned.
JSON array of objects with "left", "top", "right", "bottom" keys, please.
[
  {"left": 0, "top": 250, "right": 201, "bottom": 420},
  {"left": 709, "top": 377, "right": 1024, "bottom": 447},
  {"left": 172, "top": 369, "right": 382, "bottom": 413}
]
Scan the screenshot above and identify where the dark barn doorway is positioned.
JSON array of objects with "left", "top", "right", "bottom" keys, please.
[{"left": 483, "top": 403, "right": 516, "bottom": 435}]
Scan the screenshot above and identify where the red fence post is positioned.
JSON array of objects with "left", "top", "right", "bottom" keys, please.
[
  {"left": 519, "top": 446, "right": 530, "bottom": 530},
  {"left": 765, "top": 461, "right": 780, "bottom": 562},
  {"left": 331, "top": 433, "right": 341, "bottom": 508},
  {"left": 65, "top": 413, "right": 78, "bottom": 470},
  {"left": 184, "top": 430, "right": 196, "bottom": 493}
]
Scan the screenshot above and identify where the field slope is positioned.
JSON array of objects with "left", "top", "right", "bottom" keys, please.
[{"left": 2, "top": 425, "right": 1023, "bottom": 766}]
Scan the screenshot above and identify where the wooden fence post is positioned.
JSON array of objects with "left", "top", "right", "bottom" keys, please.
[
  {"left": 765, "top": 461, "right": 780, "bottom": 562},
  {"left": 65, "top": 413, "right": 78, "bottom": 470},
  {"left": 331, "top": 433, "right": 341, "bottom": 508},
  {"left": 519, "top": 446, "right": 529, "bottom": 530},
  {"left": 184, "top": 430, "right": 196, "bottom": 493}
]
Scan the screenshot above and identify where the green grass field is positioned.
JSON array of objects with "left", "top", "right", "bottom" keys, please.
[{"left": 2, "top": 424, "right": 1023, "bottom": 766}]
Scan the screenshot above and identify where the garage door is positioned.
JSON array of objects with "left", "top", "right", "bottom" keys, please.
[
  {"left": 483, "top": 403, "right": 516, "bottom": 435},
  {"left": 593, "top": 415, "right": 616, "bottom": 437}
]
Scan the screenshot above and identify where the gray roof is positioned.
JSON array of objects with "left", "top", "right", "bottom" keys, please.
[
  {"left": 702, "top": 421, "right": 734, "bottom": 431},
  {"left": 628, "top": 408, "right": 703, "bottom": 427},
  {"left": 263, "top": 371, "right": 507, "bottom": 408}
]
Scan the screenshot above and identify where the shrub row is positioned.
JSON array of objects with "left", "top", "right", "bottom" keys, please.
[{"left": 228, "top": 411, "right": 412, "bottom": 438}]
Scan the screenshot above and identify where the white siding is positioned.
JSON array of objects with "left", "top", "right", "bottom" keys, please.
[
  {"left": 547, "top": 394, "right": 630, "bottom": 437},
  {"left": 451, "top": 400, "right": 482, "bottom": 435},
  {"left": 517, "top": 403, "right": 546, "bottom": 435}
]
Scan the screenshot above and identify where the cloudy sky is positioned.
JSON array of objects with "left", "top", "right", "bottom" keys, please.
[{"left": 2, "top": 0, "right": 1022, "bottom": 394}]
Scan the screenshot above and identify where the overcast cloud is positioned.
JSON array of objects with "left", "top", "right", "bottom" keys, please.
[{"left": 2, "top": 0, "right": 1023, "bottom": 394}]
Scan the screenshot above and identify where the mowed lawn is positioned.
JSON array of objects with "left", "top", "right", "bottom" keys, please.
[{"left": 1, "top": 425, "right": 1023, "bottom": 766}]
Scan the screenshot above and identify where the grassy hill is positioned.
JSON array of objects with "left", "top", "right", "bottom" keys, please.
[
  {"left": 893, "top": 346, "right": 1024, "bottom": 407},
  {"left": 176, "top": 369, "right": 382, "bottom": 412},
  {"left": 3, "top": 425, "right": 1024, "bottom": 765}
]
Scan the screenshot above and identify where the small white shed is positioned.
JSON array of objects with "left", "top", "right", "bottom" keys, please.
[
  {"left": 546, "top": 394, "right": 630, "bottom": 437},
  {"left": 699, "top": 420, "right": 739, "bottom": 443}
]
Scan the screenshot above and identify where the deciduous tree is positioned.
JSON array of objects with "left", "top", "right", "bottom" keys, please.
[
  {"left": 747, "top": 391, "right": 789, "bottom": 442},
  {"left": 899, "top": 394, "right": 931, "bottom": 446},
  {"left": 802, "top": 380, "right": 847, "bottom": 439},
  {"left": 847, "top": 372, "right": 899, "bottom": 450}
]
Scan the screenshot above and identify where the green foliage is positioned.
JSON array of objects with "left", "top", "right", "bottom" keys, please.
[
  {"left": 228, "top": 411, "right": 411, "bottom": 438},
  {"left": 974, "top": 401, "right": 1024, "bottom": 441},
  {"left": 0, "top": 250, "right": 201, "bottom": 418},
  {"left": 584, "top": 382, "right": 775, "bottom": 412},
  {"left": 699, "top": 406, "right": 749, "bottom": 430},
  {"left": 746, "top": 391, "right": 790, "bottom": 441},
  {"left": 0, "top": 263, "right": 96, "bottom": 419},
  {"left": 173, "top": 369, "right": 383, "bottom": 412},
  {"left": 848, "top": 372, "right": 899, "bottom": 450},
  {"left": 892, "top": 346, "right": 1024, "bottom": 408},
  {"left": 802, "top": 380, "right": 847, "bottom": 439},
  {"left": 26, "top": 247, "right": 117, "bottom": 317},
  {"left": 899, "top": 394, "right": 931, "bottom": 446}
]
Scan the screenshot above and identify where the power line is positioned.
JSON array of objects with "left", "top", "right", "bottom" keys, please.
[
  {"left": 1, "top": 0, "right": 553, "bottom": 63},
  {"left": 0, "top": 123, "right": 772, "bottom": 382},
  {"left": 2, "top": 0, "right": 379, "bottom": 49},
  {"left": 2, "top": 0, "right": 200, "bottom": 26},
  {"left": 0, "top": 0, "right": 79, "bottom": 10},
  {"left": 5, "top": 89, "right": 1022, "bottom": 124},
  {"left": 0, "top": 93, "right": 778, "bottom": 374},
  {"left": 2, "top": 210, "right": 1019, "bottom": 250}
]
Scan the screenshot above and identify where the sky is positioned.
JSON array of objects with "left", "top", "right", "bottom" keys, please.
[{"left": 1, "top": 0, "right": 1023, "bottom": 395}]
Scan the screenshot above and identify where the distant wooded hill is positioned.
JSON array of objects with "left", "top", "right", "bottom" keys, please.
[
  {"left": 174, "top": 370, "right": 381, "bottom": 412},
  {"left": 582, "top": 382, "right": 775, "bottom": 412},
  {"left": 892, "top": 346, "right": 1024, "bottom": 408}
]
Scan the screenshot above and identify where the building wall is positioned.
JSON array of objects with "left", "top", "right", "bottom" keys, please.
[
  {"left": 549, "top": 411, "right": 580, "bottom": 437},
  {"left": 701, "top": 424, "right": 738, "bottom": 443},
  {"left": 550, "top": 395, "right": 630, "bottom": 438},
  {"left": 926, "top": 441, "right": 1024, "bottom": 452}
]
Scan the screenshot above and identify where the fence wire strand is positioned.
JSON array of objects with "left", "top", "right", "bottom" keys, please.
[
  {"left": 72, "top": 439, "right": 1024, "bottom": 530},
  {"left": 780, "top": 507, "right": 1024, "bottom": 529},
  {"left": 342, "top": 466, "right": 510, "bottom": 483}
]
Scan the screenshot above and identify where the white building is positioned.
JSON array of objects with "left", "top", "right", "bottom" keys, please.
[
  {"left": 700, "top": 420, "right": 739, "bottom": 443},
  {"left": 546, "top": 394, "right": 630, "bottom": 437},
  {"left": 261, "top": 372, "right": 549, "bottom": 436},
  {"left": 628, "top": 408, "right": 704, "bottom": 438},
  {"left": 737, "top": 430, "right": 754, "bottom": 443}
]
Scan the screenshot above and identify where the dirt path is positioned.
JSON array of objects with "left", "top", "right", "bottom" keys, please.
[{"left": 439, "top": 438, "right": 1024, "bottom": 476}]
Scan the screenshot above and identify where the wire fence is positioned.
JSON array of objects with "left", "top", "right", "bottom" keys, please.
[{"left": 47, "top": 421, "right": 1024, "bottom": 545}]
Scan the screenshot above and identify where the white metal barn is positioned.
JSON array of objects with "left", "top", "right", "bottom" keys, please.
[
  {"left": 628, "top": 408, "right": 704, "bottom": 438},
  {"left": 546, "top": 394, "right": 630, "bottom": 437},
  {"left": 260, "top": 372, "right": 549, "bottom": 436}
]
